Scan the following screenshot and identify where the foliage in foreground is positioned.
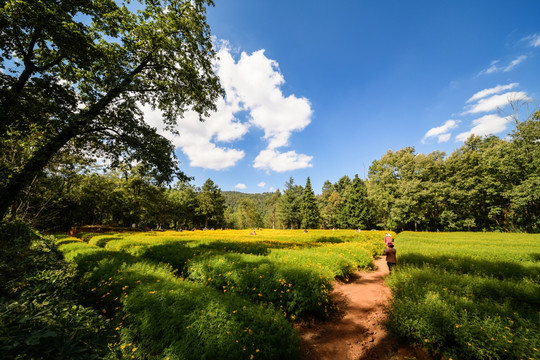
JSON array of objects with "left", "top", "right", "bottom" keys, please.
[
  {"left": 53, "top": 229, "right": 385, "bottom": 358},
  {"left": 102, "top": 230, "right": 382, "bottom": 319},
  {"left": 386, "top": 232, "right": 540, "bottom": 360},
  {"left": 60, "top": 236, "right": 305, "bottom": 359},
  {"left": 0, "top": 222, "right": 115, "bottom": 360}
]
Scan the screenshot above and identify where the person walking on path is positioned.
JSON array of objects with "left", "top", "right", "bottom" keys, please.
[
  {"left": 384, "top": 241, "right": 397, "bottom": 273},
  {"left": 384, "top": 233, "right": 392, "bottom": 245}
]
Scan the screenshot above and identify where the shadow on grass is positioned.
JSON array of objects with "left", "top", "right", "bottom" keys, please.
[{"left": 400, "top": 253, "right": 540, "bottom": 281}]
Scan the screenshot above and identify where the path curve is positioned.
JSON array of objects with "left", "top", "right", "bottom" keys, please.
[{"left": 297, "top": 257, "right": 428, "bottom": 360}]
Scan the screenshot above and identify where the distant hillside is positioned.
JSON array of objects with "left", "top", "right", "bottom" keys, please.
[{"left": 222, "top": 191, "right": 275, "bottom": 212}]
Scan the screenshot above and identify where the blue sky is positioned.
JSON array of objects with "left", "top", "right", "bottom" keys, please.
[{"left": 147, "top": 0, "right": 540, "bottom": 194}]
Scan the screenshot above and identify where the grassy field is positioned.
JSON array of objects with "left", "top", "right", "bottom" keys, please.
[
  {"left": 57, "top": 229, "right": 389, "bottom": 359},
  {"left": 387, "top": 232, "right": 540, "bottom": 360}
]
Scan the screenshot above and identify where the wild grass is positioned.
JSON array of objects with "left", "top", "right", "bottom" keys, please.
[
  {"left": 387, "top": 231, "right": 540, "bottom": 360},
  {"left": 57, "top": 229, "right": 390, "bottom": 358}
]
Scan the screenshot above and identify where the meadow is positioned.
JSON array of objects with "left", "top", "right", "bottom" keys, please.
[
  {"left": 56, "top": 229, "right": 388, "bottom": 359},
  {"left": 387, "top": 232, "right": 540, "bottom": 360}
]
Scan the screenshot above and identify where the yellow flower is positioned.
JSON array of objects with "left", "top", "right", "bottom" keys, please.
[
  {"left": 132, "top": 347, "right": 138, "bottom": 352},
  {"left": 121, "top": 344, "right": 126, "bottom": 349}
]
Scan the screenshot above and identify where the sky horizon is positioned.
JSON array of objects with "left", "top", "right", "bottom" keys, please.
[{"left": 145, "top": 0, "right": 540, "bottom": 195}]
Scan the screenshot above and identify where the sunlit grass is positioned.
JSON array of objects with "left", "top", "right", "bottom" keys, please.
[
  {"left": 387, "top": 231, "right": 540, "bottom": 360},
  {"left": 57, "top": 229, "right": 391, "bottom": 359}
]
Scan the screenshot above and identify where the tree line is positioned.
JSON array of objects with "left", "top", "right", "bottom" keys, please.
[{"left": 5, "top": 110, "right": 538, "bottom": 233}]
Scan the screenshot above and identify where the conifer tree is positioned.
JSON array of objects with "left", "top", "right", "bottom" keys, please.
[
  {"left": 343, "top": 175, "right": 369, "bottom": 229},
  {"left": 301, "top": 177, "right": 320, "bottom": 229},
  {"left": 276, "top": 177, "right": 302, "bottom": 229}
]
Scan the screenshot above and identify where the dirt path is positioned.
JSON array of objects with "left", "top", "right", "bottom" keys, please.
[{"left": 297, "top": 257, "right": 427, "bottom": 360}]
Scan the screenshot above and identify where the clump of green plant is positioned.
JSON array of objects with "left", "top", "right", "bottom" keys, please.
[
  {"left": 0, "top": 222, "right": 116, "bottom": 359},
  {"left": 60, "top": 239, "right": 300, "bottom": 359},
  {"left": 386, "top": 232, "right": 540, "bottom": 360},
  {"left": 187, "top": 252, "right": 335, "bottom": 319},
  {"left": 88, "top": 234, "right": 122, "bottom": 248}
]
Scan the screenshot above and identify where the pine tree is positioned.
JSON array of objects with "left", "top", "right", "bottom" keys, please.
[
  {"left": 197, "top": 179, "right": 226, "bottom": 228},
  {"left": 343, "top": 175, "right": 369, "bottom": 229},
  {"left": 276, "top": 177, "right": 302, "bottom": 229},
  {"left": 301, "top": 177, "right": 320, "bottom": 229}
]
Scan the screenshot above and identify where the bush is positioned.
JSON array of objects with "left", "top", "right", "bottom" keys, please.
[
  {"left": 60, "top": 240, "right": 300, "bottom": 359},
  {"left": 187, "top": 252, "right": 335, "bottom": 319},
  {"left": 0, "top": 222, "right": 116, "bottom": 359},
  {"left": 386, "top": 232, "right": 540, "bottom": 360}
]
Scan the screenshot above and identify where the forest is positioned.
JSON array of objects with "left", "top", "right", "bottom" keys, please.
[{"left": 4, "top": 112, "right": 539, "bottom": 233}]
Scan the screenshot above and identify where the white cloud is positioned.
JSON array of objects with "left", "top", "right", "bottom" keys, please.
[
  {"left": 422, "top": 120, "right": 460, "bottom": 143},
  {"left": 142, "top": 102, "right": 247, "bottom": 170},
  {"left": 253, "top": 149, "right": 313, "bottom": 172},
  {"left": 268, "top": 187, "right": 275, "bottom": 192},
  {"left": 478, "top": 55, "right": 526, "bottom": 75},
  {"left": 257, "top": 182, "right": 266, "bottom": 188},
  {"left": 234, "top": 183, "right": 247, "bottom": 190},
  {"left": 455, "top": 114, "right": 511, "bottom": 142},
  {"left": 478, "top": 60, "right": 500, "bottom": 75},
  {"left": 523, "top": 33, "right": 540, "bottom": 47},
  {"left": 504, "top": 55, "right": 526, "bottom": 72},
  {"left": 437, "top": 133, "right": 451, "bottom": 143},
  {"left": 216, "top": 47, "right": 314, "bottom": 154},
  {"left": 142, "top": 43, "right": 313, "bottom": 172},
  {"left": 466, "top": 83, "right": 519, "bottom": 103},
  {"left": 464, "top": 91, "right": 530, "bottom": 114}
]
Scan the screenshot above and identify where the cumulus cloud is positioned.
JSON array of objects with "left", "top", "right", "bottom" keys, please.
[
  {"left": 422, "top": 120, "right": 460, "bottom": 143},
  {"left": 142, "top": 101, "right": 247, "bottom": 170},
  {"left": 438, "top": 133, "right": 451, "bottom": 143},
  {"left": 253, "top": 149, "right": 313, "bottom": 172},
  {"left": 216, "top": 46, "right": 314, "bottom": 168},
  {"left": 464, "top": 91, "right": 530, "bottom": 114},
  {"left": 466, "top": 83, "right": 519, "bottom": 103},
  {"left": 456, "top": 114, "right": 511, "bottom": 142},
  {"left": 257, "top": 182, "right": 266, "bottom": 188},
  {"left": 523, "top": 33, "right": 540, "bottom": 47},
  {"left": 478, "top": 55, "right": 527, "bottom": 76},
  {"left": 234, "top": 183, "right": 247, "bottom": 190},
  {"left": 143, "top": 43, "right": 313, "bottom": 172}
]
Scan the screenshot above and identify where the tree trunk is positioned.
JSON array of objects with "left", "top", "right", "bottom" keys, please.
[{"left": 0, "top": 127, "right": 76, "bottom": 221}]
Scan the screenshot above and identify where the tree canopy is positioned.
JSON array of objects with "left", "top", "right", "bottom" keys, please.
[{"left": 0, "top": 0, "right": 222, "bottom": 220}]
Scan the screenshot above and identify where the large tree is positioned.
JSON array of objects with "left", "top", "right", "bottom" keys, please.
[
  {"left": 0, "top": 0, "right": 222, "bottom": 220},
  {"left": 341, "top": 174, "right": 369, "bottom": 229},
  {"left": 196, "top": 178, "right": 225, "bottom": 228},
  {"left": 276, "top": 177, "right": 302, "bottom": 229}
]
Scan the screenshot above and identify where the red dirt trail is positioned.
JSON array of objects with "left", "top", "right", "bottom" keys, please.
[{"left": 297, "top": 257, "right": 430, "bottom": 360}]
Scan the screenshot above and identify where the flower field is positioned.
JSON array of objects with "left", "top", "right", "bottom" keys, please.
[
  {"left": 56, "top": 229, "right": 388, "bottom": 359},
  {"left": 387, "top": 232, "right": 540, "bottom": 360}
]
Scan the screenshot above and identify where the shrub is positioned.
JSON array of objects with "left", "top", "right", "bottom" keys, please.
[
  {"left": 0, "top": 223, "right": 116, "bottom": 359},
  {"left": 60, "top": 240, "right": 300, "bottom": 359}
]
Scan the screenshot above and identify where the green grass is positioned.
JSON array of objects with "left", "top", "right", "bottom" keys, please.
[
  {"left": 387, "top": 231, "right": 540, "bottom": 360},
  {"left": 57, "top": 229, "right": 388, "bottom": 359}
]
